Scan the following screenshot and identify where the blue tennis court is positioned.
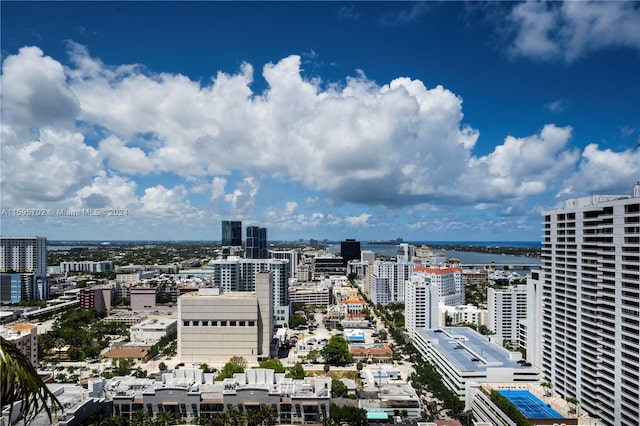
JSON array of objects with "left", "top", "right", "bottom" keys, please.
[{"left": 498, "top": 390, "right": 563, "bottom": 419}]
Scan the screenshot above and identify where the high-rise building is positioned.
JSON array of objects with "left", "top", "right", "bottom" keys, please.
[
  {"left": 221, "top": 220, "right": 242, "bottom": 246},
  {"left": 207, "top": 257, "right": 290, "bottom": 309},
  {"left": 487, "top": 285, "right": 527, "bottom": 347},
  {"left": 340, "top": 239, "right": 361, "bottom": 267},
  {"left": 404, "top": 274, "right": 440, "bottom": 339},
  {"left": 371, "top": 260, "right": 415, "bottom": 303},
  {"left": 538, "top": 185, "right": 640, "bottom": 426},
  {"left": 0, "top": 236, "right": 48, "bottom": 300},
  {"left": 396, "top": 243, "right": 415, "bottom": 263},
  {"left": 0, "top": 236, "right": 47, "bottom": 277},
  {"left": 246, "top": 226, "right": 267, "bottom": 259},
  {"left": 412, "top": 266, "right": 464, "bottom": 306},
  {"left": 269, "top": 249, "right": 299, "bottom": 277}
]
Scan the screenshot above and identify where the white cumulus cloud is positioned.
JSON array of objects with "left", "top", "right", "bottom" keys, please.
[{"left": 507, "top": 1, "right": 640, "bottom": 62}]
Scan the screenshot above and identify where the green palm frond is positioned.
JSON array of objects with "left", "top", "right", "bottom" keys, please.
[{"left": 0, "top": 334, "right": 60, "bottom": 424}]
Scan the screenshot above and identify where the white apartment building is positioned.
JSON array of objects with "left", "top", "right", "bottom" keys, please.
[
  {"left": 371, "top": 260, "right": 415, "bottom": 303},
  {"left": 487, "top": 285, "right": 527, "bottom": 347},
  {"left": 60, "top": 261, "right": 114, "bottom": 273},
  {"left": 538, "top": 185, "right": 640, "bottom": 426},
  {"left": 404, "top": 274, "right": 440, "bottom": 339},
  {"left": 208, "top": 257, "right": 289, "bottom": 309},
  {"left": 269, "top": 249, "right": 299, "bottom": 278},
  {"left": 0, "top": 236, "right": 47, "bottom": 277},
  {"left": 413, "top": 266, "right": 465, "bottom": 306},
  {"left": 442, "top": 304, "right": 488, "bottom": 328},
  {"left": 370, "top": 276, "right": 390, "bottom": 305},
  {"left": 178, "top": 272, "right": 274, "bottom": 363}
]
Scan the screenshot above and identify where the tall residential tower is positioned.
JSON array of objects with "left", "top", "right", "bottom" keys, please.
[{"left": 539, "top": 185, "right": 639, "bottom": 426}]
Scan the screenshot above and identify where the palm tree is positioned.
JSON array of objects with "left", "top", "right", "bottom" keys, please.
[
  {"left": 1, "top": 334, "right": 61, "bottom": 425},
  {"left": 566, "top": 397, "right": 580, "bottom": 416},
  {"left": 132, "top": 409, "right": 154, "bottom": 426},
  {"left": 540, "top": 381, "right": 552, "bottom": 397},
  {"left": 224, "top": 406, "right": 246, "bottom": 426},
  {"left": 155, "top": 410, "right": 175, "bottom": 426},
  {"left": 258, "top": 405, "right": 278, "bottom": 426}
]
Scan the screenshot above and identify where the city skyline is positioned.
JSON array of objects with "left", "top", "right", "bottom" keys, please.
[{"left": 1, "top": 2, "right": 639, "bottom": 241}]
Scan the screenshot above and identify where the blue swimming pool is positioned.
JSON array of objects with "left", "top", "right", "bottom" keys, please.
[{"left": 498, "top": 389, "right": 564, "bottom": 419}]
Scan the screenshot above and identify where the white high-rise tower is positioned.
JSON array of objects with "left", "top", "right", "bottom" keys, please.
[{"left": 539, "top": 185, "right": 639, "bottom": 426}]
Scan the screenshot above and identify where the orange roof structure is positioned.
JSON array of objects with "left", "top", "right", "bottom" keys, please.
[
  {"left": 12, "top": 323, "right": 37, "bottom": 332},
  {"left": 103, "top": 347, "right": 149, "bottom": 360}
]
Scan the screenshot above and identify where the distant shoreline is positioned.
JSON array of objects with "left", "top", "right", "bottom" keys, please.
[{"left": 47, "top": 239, "right": 542, "bottom": 258}]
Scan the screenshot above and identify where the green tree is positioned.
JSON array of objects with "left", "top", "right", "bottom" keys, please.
[
  {"left": 115, "top": 358, "right": 135, "bottom": 376},
  {"left": 155, "top": 410, "right": 176, "bottom": 426},
  {"left": 331, "top": 379, "right": 348, "bottom": 398},
  {"left": 356, "top": 361, "right": 363, "bottom": 372},
  {"left": 323, "top": 364, "right": 330, "bottom": 373},
  {"left": 158, "top": 361, "right": 167, "bottom": 371},
  {"left": 306, "top": 349, "right": 321, "bottom": 363},
  {"left": 259, "top": 405, "right": 278, "bottom": 426},
  {"left": 229, "top": 356, "right": 248, "bottom": 369},
  {"left": 288, "top": 315, "right": 306, "bottom": 329},
  {"left": 330, "top": 403, "right": 367, "bottom": 426},
  {"left": 225, "top": 406, "right": 246, "bottom": 426},
  {"left": 257, "top": 358, "right": 285, "bottom": 373},
  {"left": 1, "top": 335, "right": 61, "bottom": 424},
  {"left": 287, "top": 362, "right": 306, "bottom": 379},
  {"left": 321, "top": 335, "right": 352, "bottom": 365},
  {"left": 131, "top": 409, "right": 154, "bottom": 426},
  {"left": 217, "top": 361, "right": 246, "bottom": 381}
]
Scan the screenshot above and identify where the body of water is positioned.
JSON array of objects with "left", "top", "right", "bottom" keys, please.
[{"left": 361, "top": 242, "right": 541, "bottom": 273}]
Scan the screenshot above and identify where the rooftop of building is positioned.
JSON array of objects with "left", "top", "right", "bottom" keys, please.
[
  {"left": 416, "top": 327, "right": 537, "bottom": 373},
  {"left": 106, "top": 368, "right": 331, "bottom": 400},
  {"left": 131, "top": 318, "right": 177, "bottom": 329},
  {"left": 359, "top": 382, "right": 421, "bottom": 410}
]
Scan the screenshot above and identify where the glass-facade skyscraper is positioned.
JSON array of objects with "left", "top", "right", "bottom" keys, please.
[
  {"left": 221, "top": 220, "right": 242, "bottom": 246},
  {"left": 246, "top": 226, "right": 267, "bottom": 259}
]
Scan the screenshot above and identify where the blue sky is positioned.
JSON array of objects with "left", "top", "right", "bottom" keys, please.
[{"left": 1, "top": 1, "right": 639, "bottom": 242}]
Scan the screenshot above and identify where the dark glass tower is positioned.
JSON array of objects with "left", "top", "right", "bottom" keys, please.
[
  {"left": 340, "top": 238, "right": 361, "bottom": 267},
  {"left": 221, "top": 221, "right": 242, "bottom": 246},
  {"left": 246, "top": 226, "right": 267, "bottom": 259}
]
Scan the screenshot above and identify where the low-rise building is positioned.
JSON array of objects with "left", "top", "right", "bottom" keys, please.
[
  {"left": 349, "top": 343, "right": 393, "bottom": 363},
  {"left": 412, "top": 327, "right": 539, "bottom": 408},
  {"left": 442, "top": 304, "right": 488, "bottom": 328},
  {"left": 6, "top": 380, "right": 110, "bottom": 426},
  {"left": 102, "top": 311, "right": 147, "bottom": 325},
  {"left": 60, "top": 261, "right": 114, "bottom": 274},
  {"left": 107, "top": 368, "right": 331, "bottom": 424},
  {"left": 130, "top": 318, "right": 177, "bottom": 345},
  {"left": 288, "top": 285, "right": 331, "bottom": 307},
  {"left": 359, "top": 382, "right": 422, "bottom": 419}
]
